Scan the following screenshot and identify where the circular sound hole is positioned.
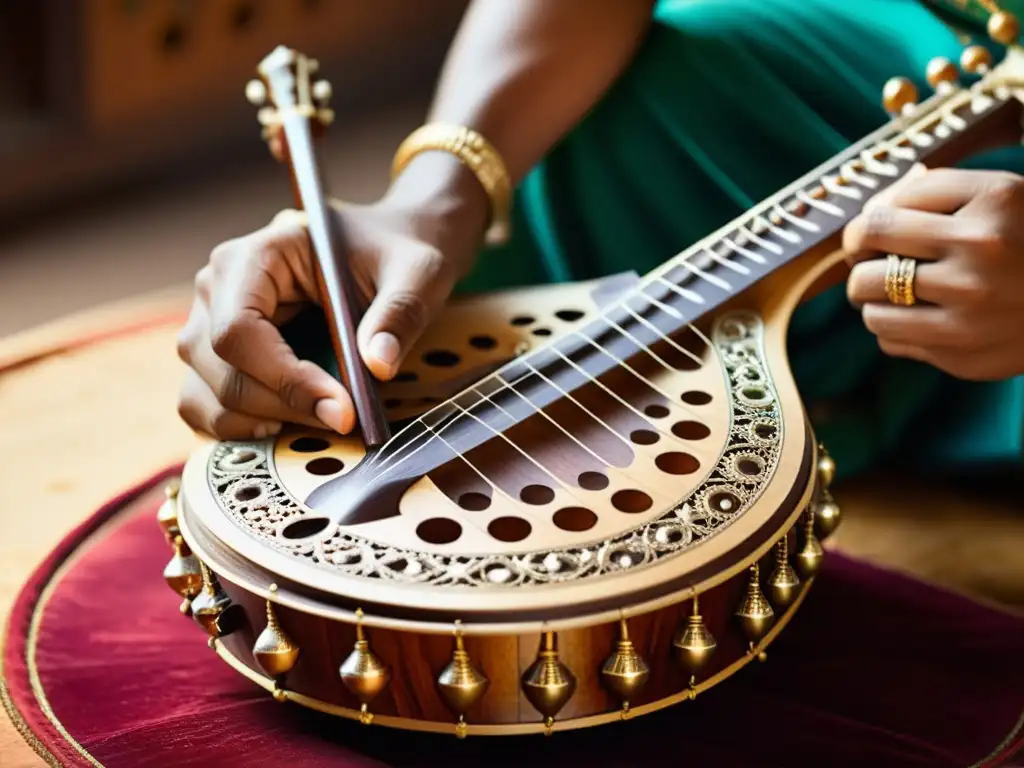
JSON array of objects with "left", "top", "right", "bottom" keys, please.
[
  {"left": 554, "top": 507, "right": 598, "bottom": 532},
  {"left": 655, "top": 452, "right": 701, "bottom": 475},
  {"left": 305, "top": 457, "right": 345, "bottom": 476},
  {"left": 555, "top": 309, "right": 585, "bottom": 322},
  {"left": 488, "top": 516, "right": 532, "bottom": 542},
  {"left": 578, "top": 471, "right": 609, "bottom": 491},
  {"left": 630, "top": 429, "right": 660, "bottom": 445},
  {"left": 423, "top": 350, "right": 461, "bottom": 367},
  {"left": 510, "top": 315, "right": 535, "bottom": 326},
  {"left": 754, "top": 423, "right": 777, "bottom": 440},
  {"left": 532, "top": 327, "right": 553, "bottom": 337},
  {"left": 458, "top": 492, "right": 491, "bottom": 511},
  {"left": 682, "top": 391, "right": 713, "bottom": 406},
  {"left": 226, "top": 450, "right": 257, "bottom": 465},
  {"left": 736, "top": 457, "right": 764, "bottom": 476},
  {"left": 612, "top": 489, "right": 653, "bottom": 514},
  {"left": 234, "top": 485, "right": 260, "bottom": 502},
  {"left": 394, "top": 371, "right": 418, "bottom": 382},
  {"left": 708, "top": 491, "right": 741, "bottom": 514},
  {"left": 520, "top": 484, "right": 555, "bottom": 505},
  {"left": 672, "top": 421, "right": 711, "bottom": 440},
  {"left": 417, "top": 518, "right": 462, "bottom": 545},
  {"left": 469, "top": 335, "right": 497, "bottom": 350},
  {"left": 290, "top": 437, "right": 330, "bottom": 453},
  {"left": 644, "top": 404, "right": 670, "bottom": 419},
  {"left": 282, "top": 517, "right": 329, "bottom": 539}
]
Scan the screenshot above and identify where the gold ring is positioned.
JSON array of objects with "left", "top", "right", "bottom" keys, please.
[{"left": 884, "top": 254, "right": 917, "bottom": 306}]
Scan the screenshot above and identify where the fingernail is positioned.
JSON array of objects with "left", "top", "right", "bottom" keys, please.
[
  {"left": 368, "top": 332, "right": 401, "bottom": 370},
  {"left": 315, "top": 399, "right": 345, "bottom": 432},
  {"left": 253, "top": 421, "right": 282, "bottom": 439}
]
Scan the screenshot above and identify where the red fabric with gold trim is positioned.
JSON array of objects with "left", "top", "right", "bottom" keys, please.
[{"left": 3, "top": 470, "right": 1024, "bottom": 767}]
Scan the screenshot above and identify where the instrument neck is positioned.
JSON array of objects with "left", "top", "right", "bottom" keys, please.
[{"left": 308, "top": 82, "right": 1024, "bottom": 512}]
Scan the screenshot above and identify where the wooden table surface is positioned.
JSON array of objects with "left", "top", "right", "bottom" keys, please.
[{"left": 1, "top": 287, "right": 1020, "bottom": 767}]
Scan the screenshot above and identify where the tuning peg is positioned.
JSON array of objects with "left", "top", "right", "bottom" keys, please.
[
  {"left": 245, "top": 79, "right": 267, "bottom": 106},
  {"left": 882, "top": 76, "right": 919, "bottom": 116},
  {"left": 960, "top": 45, "right": 993, "bottom": 75},
  {"left": 312, "top": 80, "right": 332, "bottom": 104},
  {"left": 925, "top": 56, "right": 959, "bottom": 90},
  {"left": 988, "top": 11, "right": 1020, "bottom": 46},
  {"left": 308, "top": 58, "right": 321, "bottom": 73}
]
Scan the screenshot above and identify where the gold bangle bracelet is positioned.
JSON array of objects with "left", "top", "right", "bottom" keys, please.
[{"left": 390, "top": 123, "right": 512, "bottom": 246}]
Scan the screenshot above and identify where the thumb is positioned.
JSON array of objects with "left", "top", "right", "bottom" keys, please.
[{"left": 357, "top": 246, "right": 453, "bottom": 381}]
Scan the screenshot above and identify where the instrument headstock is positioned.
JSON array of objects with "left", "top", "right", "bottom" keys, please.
[
  {"left": 880, "top": 9, "right": 1024, "bottom": 116},
  {"left": 244, "top": 45, "right": 334, "bottom": 162}
]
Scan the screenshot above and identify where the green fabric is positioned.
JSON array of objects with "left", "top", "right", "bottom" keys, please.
[{"left": 452, "top": 0, "right": 1024, "bottom": 481}]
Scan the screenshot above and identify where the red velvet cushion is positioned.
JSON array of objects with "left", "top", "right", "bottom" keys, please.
[{"left": 4, "top": 470, "right": 1023, "bottom": 767}]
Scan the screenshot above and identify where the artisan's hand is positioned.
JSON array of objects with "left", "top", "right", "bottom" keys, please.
[
  {"left": 844, "top": 164, "right": 1024, "bottom": 380},
  {"left": 176, "top": 164, "right": 488, "bottom": 440}
]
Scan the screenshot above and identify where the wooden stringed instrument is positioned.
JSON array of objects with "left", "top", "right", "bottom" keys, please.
[{"left": 159, "top": 28, "right": 1024, "bottom": 738}]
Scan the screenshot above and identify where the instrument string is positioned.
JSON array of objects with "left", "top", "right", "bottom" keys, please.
[
  {"left": 620, "top": 300, "right": 706, "bottom": 370},
  {"left": 467, "top": 370, "right": 631, "bottom": 472},
  {"left": 411, "top": 409, "right": 528, "bottom": 528},
  {"left": 599, "top": 315, "right": 685, "bottom": 378},
  {"left": 373, "top": 362, "right": 628, "bottom": 491},
  {"left": 702, "top": 247, "right": 751, "bottom": 275},
  {"left": 443, "top": 396, "right": 597, "bottom": 510},
  {"left": 676, "top": 257, "right": 732, "bottom": 291},
  {"left": 568, "top": 331, "right": 679, "bottom": 405},
  {"left": 547, "top": 346, "right": 685, "bottom": 440},
  {"left": 373, "top": 299, "right": 724, "bottom": 486},
  {"left": 360, "top": 88, "right": 979, "bottom": 483},
  {"left": 516, "top": 357, "right": 697, "bottom": 496}
]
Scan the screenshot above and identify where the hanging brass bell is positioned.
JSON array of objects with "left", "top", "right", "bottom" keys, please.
[
  {"left": 673, "top": 593, "right": 716, "bottom": 687},
  {"left": 339, "top": 609, "right": 391, "bottom": 725},
  {"left": 600, "top": 618, "right": 650, "bottom": 715},
  {"left": 814, "top": 491, "right": 842, "bottom": 539},
  {"left": 156, "top": 479, "right": 181, "bottom": 544},
  {"left": 768, "top": 536, "right": 801, "bottom": 609},
  {"left": 816, "top": 445, "right": 836, "bottom": 490},
  {"left": 437, "top": 622, "right": 489, "bottom": 738},
  {"left": 163, "top": 535, "right": 202, "bottom": 615},
  {"left": 190, "top": 561, "right": 244, "bottom": 639},
  {"left": 795, "top": 510, "right": 825, "bottom": 578},
  {"left": 252, "top": 586, "right": 300, "bottom": 691},
  {"left": 522, "top": 632, "right": 577, "bottom": 734},
  {"left": 735, "top": 563, "right": 775, "bottom": 643}
]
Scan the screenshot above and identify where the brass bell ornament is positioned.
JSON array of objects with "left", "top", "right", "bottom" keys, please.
[{"left": 600, "top": 617, "right": 650, "bottom": 716}]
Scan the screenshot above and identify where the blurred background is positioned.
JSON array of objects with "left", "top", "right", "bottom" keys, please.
[{"left": 0, "top": 0, "right": 469, "bottom": 336}]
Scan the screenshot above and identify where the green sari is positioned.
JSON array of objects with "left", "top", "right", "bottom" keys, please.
[{"left": 453, "top": 0, "right": 1024, "bottom": 482}]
